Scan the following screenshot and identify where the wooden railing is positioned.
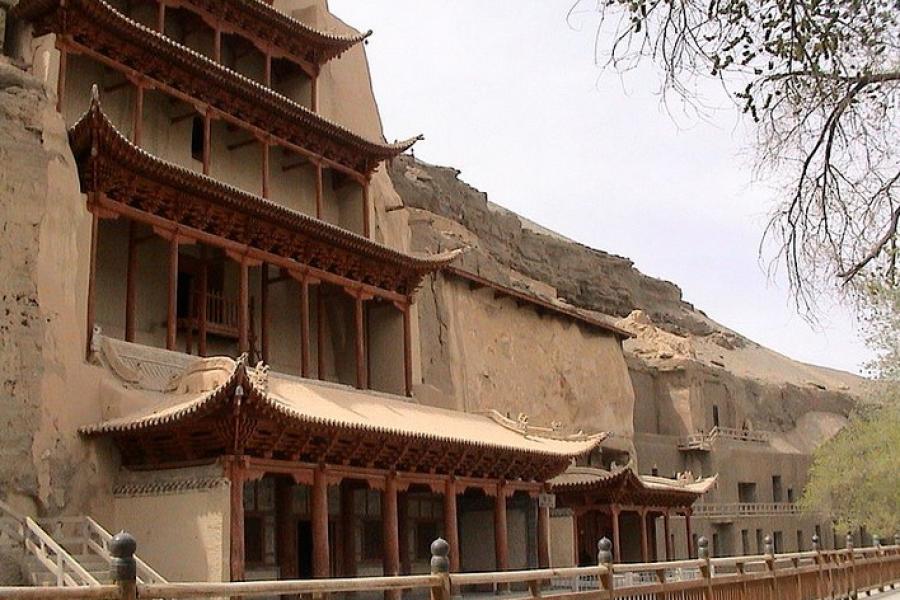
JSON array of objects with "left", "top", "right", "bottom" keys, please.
[
  {"left": 678, "top": 426, "right": 769, "bottom": 451},
  {"left": 0, "top": 532, "right": 897, "bottom": 600},
  {"left": 181, "top": 290, "right": 240, "bottom": 338},
  {"left": 694, "top": 502, "right": 802, "bottom": 518}
]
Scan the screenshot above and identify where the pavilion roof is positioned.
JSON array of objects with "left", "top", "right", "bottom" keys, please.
[
  {"left": 169, "top": 0, "right": 372, "bottom": 67},
  {"left": 13, "top": 0, "right": 419, "bottom": 176},
  {"left": 81, "top": 337, "right": 605, "bottom": 482},
  {"left": 68, "top": 92, "right": 459, "bottom": 297},
  {"left": 551, "top": 465, "right": 717, "bottom": 508}
]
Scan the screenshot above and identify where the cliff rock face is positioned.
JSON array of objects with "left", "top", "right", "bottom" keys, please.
[
  {"left": 0, "top": 58, "right": 111, "bottom": 521},
  {"left": 389, "top": 155, "right": 862, "bottom": 437}
]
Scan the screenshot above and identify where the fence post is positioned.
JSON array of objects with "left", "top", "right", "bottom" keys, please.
[
  {"left": 597, "top": 537, "right": 614, "bottom": 598},
  {"left": 813, "top": 534, "right": 825, "bottom": 600},
  {"left": 764, "top": 535, "right": 777, "bottom": 600},
  {"left": 846, "top": 533, "right": 856, "bottom": 600},
  {"left": 873, "top": 535, "right": 884, "bottom": 592},
  {"left": 109, "top": 531, "right": 137, "bottom": 600},
  {"left": 698, "top": 536, "right": 713, "bottom": 600},
  {"left": 430, "top": 538, "right": 451, "bottom": 600}
]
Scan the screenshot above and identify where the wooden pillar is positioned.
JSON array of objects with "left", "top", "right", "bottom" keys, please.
[
  {"left": 340, "top": 482, "right": 356, "bottom": 577},
  {"left": 228, "top": 459, "right": 245, "bottom": 582},
  {"left": 664, "top": 510, "right": 672, "bottom": 561},
  {"left": 264, "top": 52, "right": 272, "bottom": 88},
  {"left": 85, "top": 211, "right": 99, "bottom": 357},
  {"left": 317, "top": 289, "right": 326, "bottom": 380},
  {"left": 261, "top": 141, "right": 270, "bottom": 199},
  {"left": 202, "top": 113, "right": 211, "bottom": 175},
  {"left": 315, "top": 163, "right": 324, "bottom": 220},
  {"left": 56, "top": 46, "right": 67, "bottom": 113},
  {"left": 611, "top": 505, "right": 622, "bottom": 563},
  {"left": 238, "top": 259, "right": 249, "bottom": 355},
  {"left": 311, "top": 467, "right": 330, "bottom": 578},
  {"left": 443, "top": 479, "right": 460, "bottom": 573},
  {"left": 166, "top": 236, "right": 179, "bottom": 351},
  {"left": 494, "top": 485, "right": 509, "bottom": 572},
  {"left": 537, "top": 500, "right": 551, "bottom": 569},
  {"left": 156, "top": 0, "right": 166, "bottom": 34},
  {"left": 198, "top": 248, "right": 208, "bottom": 356},
  {"left": 398, "top": 491, "right": 410, "bottom": 575},
  {"left": 383, "top": 475, "right": 400, "bottom": 600},
  {"left": 260, "top": 264, "right": 269, "bottom": 363},
  {"left": 685, "top": 510, "right": 694, "bottom": 559},
  {"left": 354, "top": 294, "right": 367, "bottom": 389},
  {"left": 276, "top": 478, "right": 298, "bottom": 579},
  {"left": 639, "top": 509, "right": 649, "bottom": 563},
  {"left": 299, "top": 278, "right": 311, "bottom": 377},
  {"left": 132, "top": 84, "right": 144, "bottom": 146},
  {"left": 311, "top": 74, "right": 319, "bottom": 112},
  {"left": 213, "top": 27, "right": 222, "bottom": 62},
  {"left": 402, "top": 302, "right": 412, "bottom": 397},
  {"left": 124, "top": 221, "right": 138, "bottom": 342},
  {"left": 362, "top": 180, "right": 371, "bottom": 238}
]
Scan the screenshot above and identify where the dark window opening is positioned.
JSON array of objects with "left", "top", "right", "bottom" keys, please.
[
  {"left": 176, "top": 272, "right": 194, "bottom": 319},
  {"left": 741, "top": 530, "right": 750, "bottom": 555},
  {"left": 362, "top": 519, "right": 382, "bottom": 561},
  {"left": 415, "top": 521, "right": 439, "bottom": 560},
  {"left": 191, "top": 116, "right": 203, "bottom": 160},
  {"left": 712, "top": 405, "right": 720, "bottom": 428},
  {"left": 787, "top": 487, "right": 795, "bottom": 503},
  {"left": 772, "top": 476, "right": 783, "bottom": 502},
  {"left": 244, "top": 516, "right": 264, "bottom": 564}
]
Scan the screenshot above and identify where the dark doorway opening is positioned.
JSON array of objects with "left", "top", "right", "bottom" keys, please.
[{"left": 297, "top": 520, "right": 313, "bottom": 579}]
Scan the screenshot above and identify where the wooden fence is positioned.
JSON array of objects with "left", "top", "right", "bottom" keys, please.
[{"left": 0, "top": 532, "right": 897, "bottom": 600}]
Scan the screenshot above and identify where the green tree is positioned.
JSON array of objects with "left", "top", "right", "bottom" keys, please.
[{"left": 572, "top": 0, "right": 900, "bottom": 310}]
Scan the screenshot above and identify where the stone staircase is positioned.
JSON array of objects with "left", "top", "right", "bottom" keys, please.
[{"left": 0, "top": 499, "right": 167, "bottom": 587}]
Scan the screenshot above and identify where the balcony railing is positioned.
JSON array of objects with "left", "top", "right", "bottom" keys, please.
[
  {"left": 677, "top": 426, "right": 769, "bottom": 451},
  {"left": 694, "top": 502, "right": 801, "bottom": 518}
]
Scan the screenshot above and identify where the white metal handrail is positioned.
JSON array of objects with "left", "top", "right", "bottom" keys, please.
[{"left": 22, "top": 517, "right": 99, "bottom": 587}]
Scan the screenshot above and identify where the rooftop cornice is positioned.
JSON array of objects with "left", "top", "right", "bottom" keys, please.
[{"left": 14, "top": 0, "right": 420, "bottom": 176}]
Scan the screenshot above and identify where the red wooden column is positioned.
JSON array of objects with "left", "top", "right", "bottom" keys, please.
[
  {"left": 664, "top": 510, "right": 672, "bottom": 560},
  {"left": 383, "top": 474, "right": 401, "bottom": 600},
  {"left": 260, "top": 264, "right": 269, "bottom": 363},
  {"left": 639, "top": 509, "right": 649, "bottom": 563},
  {"left": 276, "top": 478, "right": 298, "bottom": 579},
  {"left": 125, "top": 221, "right": 138, "bottom": 342},
  {"left": 443, "top": 479, "right": 460, "bottom": 573},
  {"left": 264, "top": 52, "right": 272, "bottom": 88},
  {"left": 494, "top": 484, "right": 509, "bottom": 572},
  {"left": 311, "top": 74, "right": 319, "bottom": 112},
  {"left": 56, "top": 45, "right": 67, "bottom": 113},
  {"left": 202, "top": 113, "right": 212, "bottom": 175},
  {"left": 166, "top": 235, "right": 179, "bottom": 350},
  {"left": 354, "top": 293, "right": 368, "bottom": 389},
  {"left": 198, "top": 248, "right": 208, "bottom": 356},
  {"left": 311, "top": 467, "right": 330, "bottom": 578},
  {"left": 317, "top": 289, "right": 327, "bottom": 380},
  {"left": 227, "top": 458, "right": 246, "bottom": 582},
  {"left": 132, "top": 83, "right": 144, "bottom": 146},
  {"left": 611, "top": 505, "right": 622, "bottom": 563},
  {"left": 315, "top": 163, "right": 324, "bottom": 220},
  {"left": 537, "top": 498, "right": 551, "bottom": 568},
  {"left": 401, "top": 301, "right": 413, "bottom": 397},
  {"left": 362, "top": 180, "right": 371, "bottom": 238},
  {"left": 85, "top": 209, "right": 100, "bottom": 357},
  {"left": 238, "top": 259, "right": 249, "bottom": 355},
  {"left": 340, "top": 481, "right": 356, "bottom": 577},
  {"left": 685, "top": 509, "right": 694, "bottom": 559},
  {"left": 398, "top": 491, "right": 410, "bottom": 575},
  {"left": 213, "top": 27, "right": 222, "bottom": 62},
  {"left": 298, "top": 277, "right": 311, "bottom": 377},
  {"left": 156, "top": 0, "right": 166, "bottom": 33},
  {"left": 261, "top": 141, "right": 270, "bottom": 199}
]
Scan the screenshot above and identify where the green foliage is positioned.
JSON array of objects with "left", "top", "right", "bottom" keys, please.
[{"left": 799, "top": 400, "right": 900, "bottom": 535}]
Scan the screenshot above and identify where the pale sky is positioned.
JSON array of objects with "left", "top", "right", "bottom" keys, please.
[{"left": 330, "top": 0, "right": 871, "bottom": 375}]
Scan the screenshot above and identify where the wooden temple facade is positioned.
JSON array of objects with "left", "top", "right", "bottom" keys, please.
[{"left": 8, "top": 0, "right": 717, "bottom": 587}]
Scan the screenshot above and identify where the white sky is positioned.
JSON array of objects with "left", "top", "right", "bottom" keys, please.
[{"left": 330, "top": 0, "right": 871, "bottom": 375}]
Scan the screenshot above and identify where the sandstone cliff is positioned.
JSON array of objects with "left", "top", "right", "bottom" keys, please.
[{"left": 390, "top": 154, "right": 863, "bottom": 436}]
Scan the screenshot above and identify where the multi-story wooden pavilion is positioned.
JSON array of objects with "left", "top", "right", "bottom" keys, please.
[{"left": 551, "top": 466, "right": 717, "bottom": 564}]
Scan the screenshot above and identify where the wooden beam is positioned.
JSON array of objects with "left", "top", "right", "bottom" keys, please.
[
  {"left": 166, "top": 235, "right": 179, "bottom": 350},
  {"left": 311, "top": 466, "right": 330, "bottom": 578},
  {"left": 125, "top": 221, "right": 138, "bottom": 342}
]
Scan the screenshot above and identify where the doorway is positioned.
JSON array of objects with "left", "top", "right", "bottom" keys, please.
[{"left": 297, "top": 521, "right": 313, "bottom": 579}]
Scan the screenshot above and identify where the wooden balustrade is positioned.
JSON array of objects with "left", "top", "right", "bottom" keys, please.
[
  {"left": 0, "top": 531, "right": 897, "bottom": 600},
  {"left": 694, "top": 502, "right": 802, "bottom": 518}
]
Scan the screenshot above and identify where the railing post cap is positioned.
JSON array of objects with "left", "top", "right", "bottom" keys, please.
[
  {"left": 812, "top": 534, "right": 820, "bottom": 550},
  {"left": 698, "top": 536, "right": 710, "bottom": 559},
  {"left": 598, "top": 537, "right": 613, "bottom": 564},
  {"left": 430, "top": 537, "right": 450, "bottom": 574},
  {"left": 109, "top": 531, "right": 137, "bottom": 583}
]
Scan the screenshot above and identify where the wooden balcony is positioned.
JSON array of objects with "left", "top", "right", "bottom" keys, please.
[
  {"left": 693, "top": 502, "right": 802, "bottom": 520},
  {"left": 677, "top": 426, "right": 769, "bottom": 451}
]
